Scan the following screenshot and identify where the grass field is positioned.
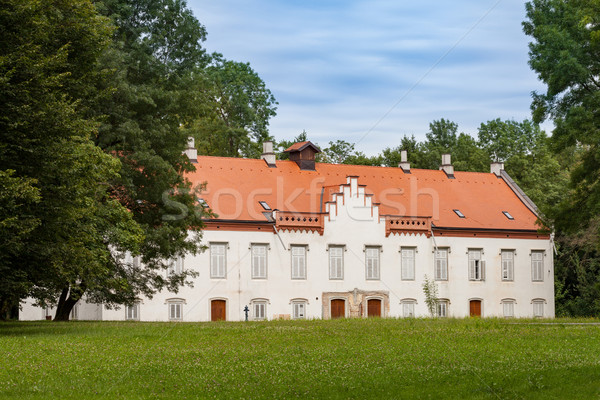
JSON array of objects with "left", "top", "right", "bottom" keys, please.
[{"left": 1, "top": 318, "right": 599, "bottom": 399}]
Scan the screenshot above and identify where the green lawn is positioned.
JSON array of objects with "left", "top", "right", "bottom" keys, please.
[{"left": 1, "top": 318, "right": 599, "bottom": 399}]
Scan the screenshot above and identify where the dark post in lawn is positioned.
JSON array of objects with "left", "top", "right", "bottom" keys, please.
[{"left": 243, "top": 305, "right": 249, "bottom": 321}]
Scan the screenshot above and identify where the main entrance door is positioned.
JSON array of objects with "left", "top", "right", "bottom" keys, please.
[
  {"left": 331, "top": 299, "right": 345, "bottom": 319},
  {"left": 469, "top": 300, "right": 481, "bottom": 317},
  {"left": 211, "top": 299, "right": 226, "bottom": 321},
  {"left": 367, "top": 298, "right": 382, "bottom": 317}
]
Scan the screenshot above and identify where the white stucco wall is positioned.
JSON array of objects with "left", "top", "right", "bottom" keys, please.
[{"left": 20, "top": 177, "right": 554, "bottom": 321}]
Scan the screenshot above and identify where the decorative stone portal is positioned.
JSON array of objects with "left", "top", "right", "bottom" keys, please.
[{"left": 322, "top": 288, "right": 390, "bottom": 319}]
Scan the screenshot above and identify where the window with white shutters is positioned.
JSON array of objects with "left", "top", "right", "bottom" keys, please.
[
  {"left": 329, "top": 246, "right": 344, "bottom": 280},
  {"left": 168, "top": 256, "right": 184, "bottom": 275},
  {"left": 168, "top": 301, "right": 183, "bottom": 321},
  {"left": 401, "top": 248, "right": 415, "bottom": 280},
  {"left": 436, "top": 300, "right": 448, "bottom": 317},
  {"left": 253, "top": 301, "right": 267, "bottom": 320},
  {"left": 251, "top": 244, "right": 268, "bottom": 279},
  {"left": 434, "top": 249, "right": 448, "bottom": 281},
  {"left": 126, "top": 304, "right": 139, "bottom": 320},
  {"left": 210, "top": 243, "right": 226, "bottom": 278},
  {"left": 531, "top": 251, "right": 544, "bottom": 282},
  {"left": 402, "top": 300, "right": 416, "bottom": 317},
  {"left": 501, "top": 250, "right": 514, "bottom": 281},
  {"left": 365, "top": 246, "right": 380, "bottom": 280},
  {"left": 533, "top": 299, "right": 544, "bottom": 317},
  {"left": 292, "top": 301, "right": 306, "bottom": 319},
  {"left": 291, "top": 245, "right": 307, "bottom": 280},
  {"left": 502, "top": 300, "right": 515, "bottom": 318},
  {"left": 468, "top": 249, "right": 485, "bottom": 281}
]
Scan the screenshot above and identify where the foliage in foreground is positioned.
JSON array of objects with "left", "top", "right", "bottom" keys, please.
[{"left": 1, "top": 318, "right": 599, "bottom": 399}]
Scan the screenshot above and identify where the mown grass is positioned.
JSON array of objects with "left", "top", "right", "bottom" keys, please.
[{"left": 1, "top": 318, "right": 599, "bottom": 399}]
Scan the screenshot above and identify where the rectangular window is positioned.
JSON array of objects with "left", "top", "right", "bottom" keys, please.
[
  {"left": 533, "top": 300, "right": 544, "bottom": 317},
  {"left": 434, "top": 249, "right": 448, "bottom": 281},
  {"left": 292, "top": 301, "right": 306, "bottom": 320},
  {"left": 436, "top": 300, "right": 448, "bottom": 318},
  {"left": 531, "top": 251, "right": 544, "bottom": 282},
  {"left": 401, "top": 248, "right": 415, "bottom": 280},
  {"left": 210, "top": 243, "right": 226, "bottom": 278},
  {"left": 70, "top": 303, "right": 79, "bottom": 320},
  {"left": 501, "top": 250, "right": 514, "bottom": 281},
  {"left": 468, "top": 249, "right": 485, "bottom": 281},
  {"left": 291, "top": 245, "right": 307, "bottom": 280},
  {"left": 365, "top": 246, "right": 380, "bottom": 280},
  {"left": 402, "top": 301, "right": 415, "bottom": 318},
  {"left": 126, "top": 304, "right": 139, "bottom": 320},
  {"left": 253, "top": 301, "right": 266, "bottom": 320},
  {"left": 329, "top": 246, "right": 344, "bottom": 280},
  {"left": 168, "top": 303, "right": 182, "bottom": 321},
  {"left": 168, "top": 256, "right": 183, "bottom": 275},
  {"left": 502, "top": 301, "right": 514, "bottom": 318},
  {"left": 251, "top": 244, "right": 268, "bottom": 279}
]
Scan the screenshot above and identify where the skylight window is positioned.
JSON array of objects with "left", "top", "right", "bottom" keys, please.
[
  {"left": 453, "top": 209, "right": 465, "bottom": 218},
  {"left": 197, "top": 198, "right": 208, "bottom": 208},
  {"left": 502, "top": 211, "right": 514, "bottom": 220},
  {"left": 259, "top": 201, "right": 271, "bottom": 210}
]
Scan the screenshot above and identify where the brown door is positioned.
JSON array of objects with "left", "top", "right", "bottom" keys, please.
[
  {"left": 211, "top": 299, "right": 226, "bottom": 321},
  {"left": 367, "top": 299, "right": 382, "bottom": 317},
  {"left": 331, "top": 299, "right": 345, "bottom": 319},
  {"left": 469, "top": 300, "right": 481, "bottom": 317}
]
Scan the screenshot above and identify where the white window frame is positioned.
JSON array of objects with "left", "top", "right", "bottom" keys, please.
[
  {"left": 167, "top": 299, "right": 184, "bottom": 321},
  {"left": 210, "top": 242, "right": 227, "bottom": 279},
  {"left": 70, "top": 302, "right": 79, "bottom": 320},
  {"left": 168, "top": 256, "right": 184, "bottom": 275},
  {"left": 328, "top": 245, "right": 344, "bottom": 280},
  {"left": 291, "top": 300, "right": 307, "bottom": 320},
  {"left": 251, "top": 243, "right": 268, "bottom": 279},
  {"left": 436, "top": 299, "right": 449, "bottom": 318},
  {"left": 401, "top": 299, "right": 416, "bottom": 318},
  {"left": 468, "top": 249, "right": 485, "bottom": 281},
  {"left": 502, "top": 299, "right": 515, "bottom": 318},
  {"left": 365, "top": 246, "right": 381, "bottom": 280},
  {"left": 531, "top": 250, "right": 544, "bottom": 282},
  {"left": 401, "top": 247, "right": 416, "bottom": 281},
  {"left": 125, "top": 303, "right": 140, "bottom": 321},
  {"left": 532, "top": 299, "right": 545, "bottom": 317},
  {"left": 434, "top": 248, "right": 448, "bottom": 281},
  {"left": 290, "top": 245, "right": 307, "bottom": 280},
  {"left": 252, "top": 299, "right": 268, "bottom": 321},
  {"left": 501, "top": 250, "right": 514, "bottom": 281}
]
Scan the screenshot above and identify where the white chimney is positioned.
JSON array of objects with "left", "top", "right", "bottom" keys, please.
[
  {"left": 439, "top": 153, "right": 454, "bottom": 178},
  {"left": 261, "top": 141, "right": 276, "bottom": 167},
  {"left": 490, "top": 161, "right": 504, "bottom": 176},
  {"left": 398, "top": 150, "right": 410, "bottom": 173},
  {"left": 184, "top": 136, "right": 197, "bottom": 163}
]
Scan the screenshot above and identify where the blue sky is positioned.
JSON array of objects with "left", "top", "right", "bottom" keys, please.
[{"left": 187, "top": 0, "right": 549, "bottom": 155}]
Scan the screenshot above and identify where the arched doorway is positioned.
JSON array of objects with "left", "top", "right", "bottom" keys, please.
[
  {"left": 331, "top": 299, "right": 345, "bottom": 319},
  {"left": 469, "top": 300, "right": 481, "bottom": 317},
  {"left": 211, "top": 299, "right": 226, "bottom": 321},
  {"left": 367, "top": 298, "right": 382, "bottom": 317}
]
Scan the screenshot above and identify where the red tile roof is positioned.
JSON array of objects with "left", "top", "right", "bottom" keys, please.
[
  {"left": 186, "top": 156, "right": 540, "bottom": 231},
  {"left": 283, "top": 141, "right": 321, "bottom": 153}
]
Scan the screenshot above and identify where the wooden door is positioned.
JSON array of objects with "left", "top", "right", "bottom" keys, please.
[
  {"left": 367, "top": 299, "right": 382, "bottom": 317},
  {"left": 330, "top": 299, "right": 345, "bottom": 319},
  {"left": 211, "top": 299, "right": 226, "bottom": 321},
  {"left": 469, "top": 300, "right": 481, "bottom": 317}
]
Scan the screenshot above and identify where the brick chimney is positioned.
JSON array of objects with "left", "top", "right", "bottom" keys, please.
[
  {"left": 490, "top": 161, "right": 504, "bottom": 176},
  {"left": 398, "top": 150, "right": 410, "bottom": 173},
  {"left": 439, "top": 153, "right": 454, "bottom": 178},
  {"left": 284, "top": 141, "right": 321, "bottom": 171},
  {"left": 261, "top": 141, "right": 276, "bottom": 168},
  {"left": 184, "top": 137, "right": 197, "bottom": 163}
]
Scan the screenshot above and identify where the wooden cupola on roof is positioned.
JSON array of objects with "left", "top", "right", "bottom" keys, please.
[{"left": 284, "top": 141, "right": 321, "bottom": 171}]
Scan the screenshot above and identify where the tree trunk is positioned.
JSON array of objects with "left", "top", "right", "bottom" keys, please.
[{"left": 54, "top": 283, "right": 86, "bottom": 321}]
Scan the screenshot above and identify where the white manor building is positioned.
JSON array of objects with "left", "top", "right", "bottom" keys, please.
[{"left": 20, "top": 140, "right": 554, "bottom": 321}]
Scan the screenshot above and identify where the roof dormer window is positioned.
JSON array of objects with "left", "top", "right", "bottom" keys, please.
[{"left": 502, "top": 211, "right": 514, "bottom": 220}]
